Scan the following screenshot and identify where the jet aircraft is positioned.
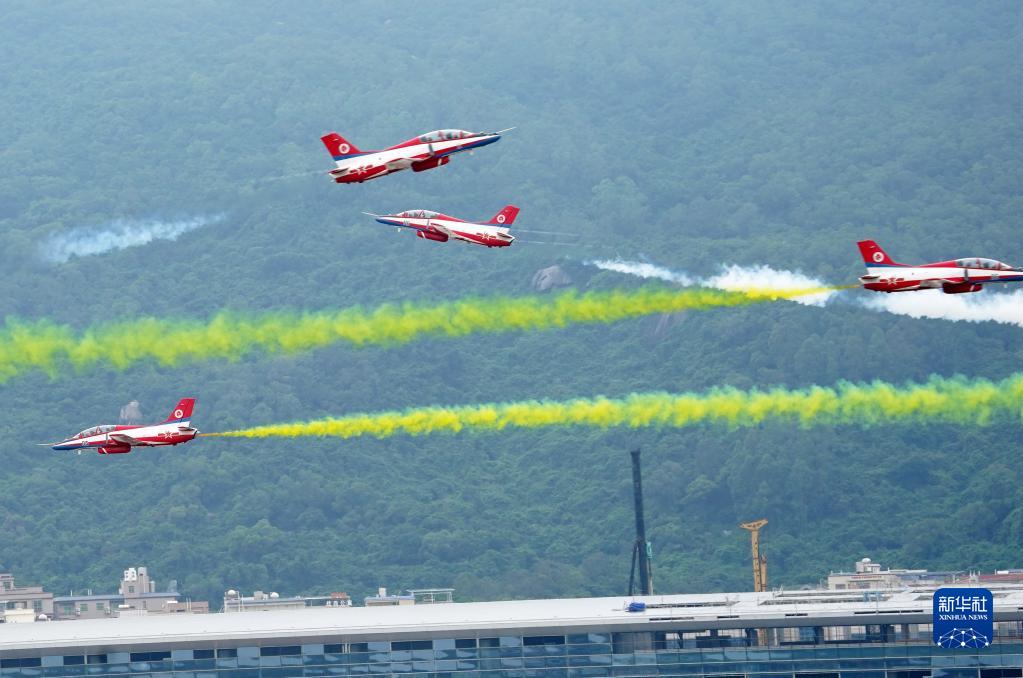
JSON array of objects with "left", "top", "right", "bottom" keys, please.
[
  {"left": 857, "top": 240, "right": 1023, "bottom": 293},
  {"left": 367, "top": 205, "right": 520, "bottom": 248},
  {"left": 321, "top": 128, "right": 508, "bottom": 184},
  {"left": 44, "top": 398, "right": 199, "bottom": 455}
]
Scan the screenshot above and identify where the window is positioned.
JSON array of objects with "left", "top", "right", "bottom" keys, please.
[
  {"left": 419, "top": 130, "right": 472, "bottom": 143},
  {"left": 567, "top": 634, "right": 610, "bottom": 645},
  {"left": 130, "top": 652, "right": 171, "bottom": 662},
  {"left": 86, "top": 655, "right": 107, "bottom": 665},
  {"left": 260, "top": 646, "right": 301, "bottom": 657},
  {"left": 1, "top": 658, "right": 42, "bottom": 668},
  {"left": 128, "top": 585, "right": 135, "bottom": 594},
  {"left": 392, "top": 641, "right": 432, "bottom": 651},
  {"left": 324, "top": 644, "right": 343, "bottom": 654},
  {"left": 63, "top": 656, "right": 85, "bottom": 666},
  {"left": 455, "top": 639, "right": 477, "bottom": 649},
  {"left": 194, "top": 650, "right": 215, "bottom": 660},
  {"left": 216, "top": 649, "right": 238, "bottom": 658},
  {"left": 79, "top": 603, "right": 89, "bottom": 612},
  {"left": 525, "top": 636, "right": 565, "bottom": 646}
]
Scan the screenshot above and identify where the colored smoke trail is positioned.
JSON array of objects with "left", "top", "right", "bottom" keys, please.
[
  {"left": 588, "top": 259, "right": 838, "bottom": 306},
  {"left": 206, "top": 373, "right": 1023, "bottom": 440},
  {"left": 40, "top": 214, "right": 225, "bottom": 263},
  {"left": 0, "top": 286, "right": 837, "bottom": 383},
  {"left": 706, "top": 264, "right": 838, "bottom": 307}
]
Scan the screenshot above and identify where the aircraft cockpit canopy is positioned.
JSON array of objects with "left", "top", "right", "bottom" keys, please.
[
  {"left": 74, "top": 424, "right": 117, "bottom": 439},
  {"left": 397, "top": 210, "right": 439, "bottom": 219},
  {"left": 955, "top": 257, "right": 1015, "bottom": 271},
  {"left": 418, "top": 129, "right": 475, "bottom": 143}
]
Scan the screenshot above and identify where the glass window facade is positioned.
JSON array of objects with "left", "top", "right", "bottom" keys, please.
[{"left": 3, "top": 627, "right": 1023, "bottom": 678}]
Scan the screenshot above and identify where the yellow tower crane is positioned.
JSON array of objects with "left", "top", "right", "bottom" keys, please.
[{"left": 740, "top": 519, "right": 768, "bottom": 592}]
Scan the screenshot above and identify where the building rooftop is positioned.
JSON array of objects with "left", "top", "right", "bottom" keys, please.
[
  {"left": 52, "top": 592, "right": 181, "bottom": 603},
  {"left": 4, "top": 585, "right": 1023, "bottom": 654}
]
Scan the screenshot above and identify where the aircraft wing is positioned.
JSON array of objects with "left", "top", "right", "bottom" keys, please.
[
  {"left": 108, "top": 433, "right": 143, "bottom": 446},
  {"left": 384, "top": 157, "right": 416, "bottom": 171},
  {"left": 430, "top": 223, "right": 456, "bottom": 238},
  {"left": 331, "top": 159, "right": 411, "bottom": 177},
  {"left": 919, "top": 279, "right": 962, "bottom": 289}
]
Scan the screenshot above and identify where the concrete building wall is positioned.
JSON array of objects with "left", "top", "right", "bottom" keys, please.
[{"left": 0, "top": 573, "right": 55, "bottom": 615}]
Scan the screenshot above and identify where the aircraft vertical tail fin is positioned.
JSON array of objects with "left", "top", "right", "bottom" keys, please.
[
  {"left": 164, "top": 398, "right": 196, "bottom": 423},
  {"left": 320, "top": 133, "right": 362, "bottom": 160},
  {"left": 487, "top": 205, "right": 520, "bottom": 226},
  {"left": 857, "top": 240, "right": 904, "bottom": 267}
]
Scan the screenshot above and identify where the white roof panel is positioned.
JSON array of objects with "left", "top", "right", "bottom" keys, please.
[{"left": 3, "top": 586, "right": 1023, "bottom": 653}]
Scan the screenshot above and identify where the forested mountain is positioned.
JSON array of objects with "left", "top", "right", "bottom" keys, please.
[{"left": 1, "top": 1, "right": 1022, "bottom": 605}]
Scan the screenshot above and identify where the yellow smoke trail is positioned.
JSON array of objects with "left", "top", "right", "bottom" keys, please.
[
  {"left": 0, "top": 285, "right": 840, "bottom": 383},
  {"left": 207, "top": 373, "right": 1023, "bottom": 440}
]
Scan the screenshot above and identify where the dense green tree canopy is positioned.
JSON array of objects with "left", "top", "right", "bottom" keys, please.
[{"left": 1, "top": 0, "right": 1022, "bottom": 605}]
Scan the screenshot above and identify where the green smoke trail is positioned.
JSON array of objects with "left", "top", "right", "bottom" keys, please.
[
  {"left": 207, "top": 373, "right": 1023, "bottom": 440},
  {"left": 0, "top": 285, "right": 837, "bottom": 383}
]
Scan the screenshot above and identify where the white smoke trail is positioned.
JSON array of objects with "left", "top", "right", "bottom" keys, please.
[
  {"left": 861, "top": 288, "right": 1023, "bottom": 327},
  {"left": 41, "top": 214, "right": 225, "bottom": 263},
  {"left": 588, "top": 259, "right": 693, "bottom": 285},
  {"left": 587, "top": 259, "right": 834, "bottom": 306}
]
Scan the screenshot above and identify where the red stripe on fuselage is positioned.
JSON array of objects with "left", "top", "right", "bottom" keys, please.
[{"left": 453, "top": 230, "right": 512, "bottom": 248}]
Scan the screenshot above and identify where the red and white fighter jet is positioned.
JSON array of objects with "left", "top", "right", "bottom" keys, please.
[
  {"left": 368, "top": 205, "right": 520, "bottom": 248},
  {"left": 45, "top": 398, "right": 199, "bottom": 455},
  {"left": 320, "top": 128, "right": 508, "bottom": 184},
  {"left": 858, "top": 240, "right": 1023, "bottom": 294}
]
